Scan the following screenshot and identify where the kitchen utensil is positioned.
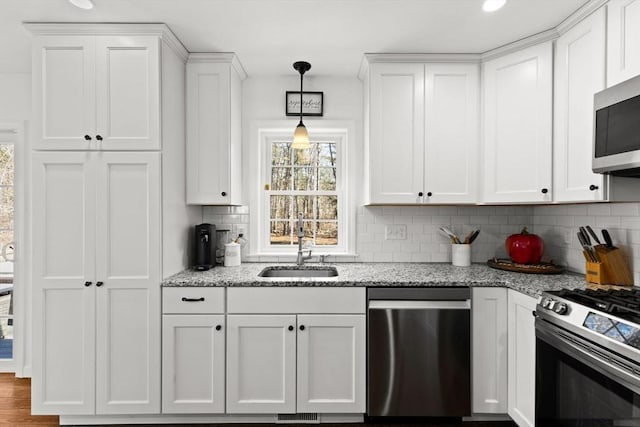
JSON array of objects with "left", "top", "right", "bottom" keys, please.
[
  {"left": 602, "top": 229, "right": 614, "bottom": 248},
  {"left": 439, "top": 226, "right": 460, "bottom": 244},
  {"left": 579, "top": 227, "right": 591, "bottom": 246},
  {"left": 577, "top": 232, "right": 597, "bottom": 262},
  {"left": 585, "top": 225, "right": 601, "bottom": 245},
  {"left": 451, "top": 244, "right": 471, "bottom": 267},
  {"left": 468, "top": 229, "right": 481, "bottom": 244}
]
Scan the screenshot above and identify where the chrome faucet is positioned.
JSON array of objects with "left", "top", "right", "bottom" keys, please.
[{"left": 296, "top": 212, "right": 312, "bottom": 266}]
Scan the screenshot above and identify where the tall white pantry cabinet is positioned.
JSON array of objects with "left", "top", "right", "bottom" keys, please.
[{"left": 27, "top": 24, "right": 198, "bottom": 416}]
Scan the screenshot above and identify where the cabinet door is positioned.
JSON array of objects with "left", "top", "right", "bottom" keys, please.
[
  {"left": 186, "top": 62, "right": 233, "bottom": 204},
  {"left": 95, "top": 36, "right": 160, "bottom": 150},
  {"left": 94, "top": 152, "right": 161, "bottom": 414},
  {"left": 472, "top": 288, "right": 507, "bottom": 414},
  {"left": 32, "top": 36, "right": 96, "bottom": 150},
  {"left": 296, "top": 315, "right": 366, "bottom": 413},
  {"left": 162, "top": 315, "right": 225, "bottom": 413},
  {"left": 483, "top": 42, "right": 553, "bottom": 203},
  {"left": 226, "top": 315, "right": 296, "bottom": 414},
  {"left": 507, "top": 290, "right": 537, "bottom": 427},
  {"left": 424, "top": 63, "right": 479, "bottom": 203},
  {"left": 31, "top": 152, "right": 96, "bottom": 415},
  {"left": 554, "top": 8, "right": 607, "bottom": 202},
  {"left": 607, "top": 0, "right": 640, "bottom": 86},
  {"left": 368, "top": 63, "right": 425, "bottom": 203}
]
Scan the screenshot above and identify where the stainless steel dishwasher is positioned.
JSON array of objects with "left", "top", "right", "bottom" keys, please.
[{"left": 367, "top": 287, "right": 471, "bottom": 417}]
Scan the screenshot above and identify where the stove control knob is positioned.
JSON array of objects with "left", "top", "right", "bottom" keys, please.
[
  {"left": 553, "top": 303, "right": 568, "bottom": 315},
  {"left": 547, "top": 300, "right": 557, "bottom": 310},
  {"left": 542, "top": 298, "right": 551, "bottom": 309}
]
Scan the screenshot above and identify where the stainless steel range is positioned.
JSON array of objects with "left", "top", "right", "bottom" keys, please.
[{"left": 535, "top": 288, "right": 640, "bottom": 426}]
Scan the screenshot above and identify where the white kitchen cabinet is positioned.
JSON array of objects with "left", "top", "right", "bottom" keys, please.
[
  {"left": 31, "top": 151, "right": 161, "bottom": 415},
  {"left": 226, "top": 315, "right": 297, "bottom": 414},
  {"left": 162, "top": 315, "right": 226, "bottom": 414},
  {"left": 507, "top": 290, "right": 537, "bottom": 427},
  {"left": 607, "top": 0, "right": 640, "bottom": 87},
  {"left": 472, "top": 288, "right": 507, "bottom": 414},
  {"left": 553, "top": 8, "right": 607, "bottom": 202},
  {"left": 30, "top": 32, "right": 160, "bottom": 150},
  {"left": 365, "top": 61, "right": 479, "bottom": 204},
  {"left": 296, "top": 315, "right": 366, "bottom": 413},
  {"left": 186, "top": 54, "right": 246, "bottom": 205},
  {"left": 483, "top": 42, "right": 553, "bottom": 203},
  {"left": 226, "top": 287, "right": 366, "bottom": 415}
]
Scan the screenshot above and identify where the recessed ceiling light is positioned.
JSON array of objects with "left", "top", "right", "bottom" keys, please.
[
  {"left": 482, "top": 0, "right": 506, "bottom": 12},
  {"left": 69, "top": 0, "right": 94, "bottom": 10}
]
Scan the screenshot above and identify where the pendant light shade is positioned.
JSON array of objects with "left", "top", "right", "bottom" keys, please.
[{"left": 292, "top": 61, "right": 311, "bottom": 149}]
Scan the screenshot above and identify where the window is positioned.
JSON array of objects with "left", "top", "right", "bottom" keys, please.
[{"left": 261, "top": 133, "right": 346, "bottom": 254}]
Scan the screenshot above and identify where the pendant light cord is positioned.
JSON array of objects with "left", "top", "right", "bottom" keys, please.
[{"left": 299, "top": 69, "right": 304, "bottom": 126}]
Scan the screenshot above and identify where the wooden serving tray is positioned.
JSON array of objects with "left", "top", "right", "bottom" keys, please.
[{"left": 487, "top": 258, "right": 564, "bottom": 275}]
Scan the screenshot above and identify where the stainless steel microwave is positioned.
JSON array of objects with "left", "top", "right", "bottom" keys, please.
[{"left": 593, "top": 74, "right": 640, "bottom": 177}]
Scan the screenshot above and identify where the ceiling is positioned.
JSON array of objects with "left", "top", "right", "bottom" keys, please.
[{"left": 1, "top": 0, "right": 590, "bottom": 76}]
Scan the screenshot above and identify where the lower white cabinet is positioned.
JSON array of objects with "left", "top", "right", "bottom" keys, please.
[
  {"left": 226, "top": 314, "right": 366, "bottom": 414},
  {"left": 472, "top": 288, "right": 508, "bottom": 414},
  {"left": 507, "top": 289, "right": 537, "bottom": 427},
  {"left": 161, "top": 287, "right": 226, "bottom": 414},
  {"left": 162, "top": 315, "right": 226, "bottom": 413}
]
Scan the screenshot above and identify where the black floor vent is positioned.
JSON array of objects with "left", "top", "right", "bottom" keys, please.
[{"left": 276, "top": 413, "right": 319, "bottom": 423}]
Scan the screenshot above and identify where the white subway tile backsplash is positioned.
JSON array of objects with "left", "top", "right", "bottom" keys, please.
[
  {"left": 611, "top": 203, "right": 639, "bottom": 216},
  {"left": 587, "top": 204, "right": 612, "bottom": 216}
]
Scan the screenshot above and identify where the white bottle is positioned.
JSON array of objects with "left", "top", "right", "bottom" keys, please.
[{"left": 224, "top": 242, "right": 241, "bottom": 267}]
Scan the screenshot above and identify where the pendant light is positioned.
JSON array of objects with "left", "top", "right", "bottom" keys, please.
[{"left": 292, "top": 61, "right": 311, "bottom": 149}]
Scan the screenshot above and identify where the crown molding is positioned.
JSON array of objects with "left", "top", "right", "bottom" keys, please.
[
  {"left": 358, "top": 53, "right": 481, "bottom": 79},
  {"left": 480, "top": 28, "right": 558, "bottom": 62},
  {"left": 556, "top": 0, "right": 608, "bottom": 36},
  {"left": 23, "top": 22, "right": 189, "bottom": 62},
  {"left": 188, "top": 53, "right": 248, "bottom": 80}
]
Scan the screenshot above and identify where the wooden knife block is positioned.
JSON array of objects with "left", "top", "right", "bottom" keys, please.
[{"left": 585, "top": 245, "right": 634, "bottom": 286}]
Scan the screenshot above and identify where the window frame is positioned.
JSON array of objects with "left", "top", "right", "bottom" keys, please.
[{"left": 249, "top": 123, "right": 355, "bottom": 257}]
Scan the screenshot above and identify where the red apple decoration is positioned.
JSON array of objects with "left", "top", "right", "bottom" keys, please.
[{"left": 506, "top": 227, "right": 544, "bottom": 265}]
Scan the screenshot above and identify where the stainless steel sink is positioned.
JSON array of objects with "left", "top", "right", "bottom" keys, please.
[{"left": 258, "top": 266, "right": 338, "bottom": 278}]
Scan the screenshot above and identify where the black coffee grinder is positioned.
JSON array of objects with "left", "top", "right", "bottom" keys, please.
[{"left": 194, "top": 223, "right": 215, "bottom": 270}]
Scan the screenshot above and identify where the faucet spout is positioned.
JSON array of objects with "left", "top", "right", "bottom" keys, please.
[{"left": 296, "top": 212, "right": 312, "bottom": 266}]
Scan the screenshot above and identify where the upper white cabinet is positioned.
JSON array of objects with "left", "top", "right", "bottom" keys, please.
[
  {"left": 363, "top": 59, "right": 479, "bottom": 204},
  {"left": 553, "top": 8, "right": 607, "bottom": 202},
  {"left": 30, "top": 30, "right": 161, "bottom": 150},
  {"left": 31, "top": 151, "right": 161, "bottom": 415},
  {"left": 186, "top": 54, "right": 246, "bottom": 205},
  {"left": 607, "top": 0, "right": 640, "bottom": 87},
  {"left": 482, "top": 42, "right": 553, "bottom": 204}
]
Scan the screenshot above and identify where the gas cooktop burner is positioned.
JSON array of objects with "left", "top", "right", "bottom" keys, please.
[{"left": 550, "top": 288, "right": 640, "bottom": 324}]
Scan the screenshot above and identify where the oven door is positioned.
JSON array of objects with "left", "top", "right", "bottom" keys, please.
[{"left": 536, "top": 317, "right": 640, "bottom": 426}]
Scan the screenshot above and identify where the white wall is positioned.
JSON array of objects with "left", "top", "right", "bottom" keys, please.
[{"left": 0, "top": 73, "right": 30, "bottom": 119}]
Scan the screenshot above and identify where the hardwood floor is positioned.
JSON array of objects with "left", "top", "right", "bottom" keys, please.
[
  {"left": 0, "top": 373, "right": 58, "bottom": 426},
  {"left": 0, "top": 373, "right": 515, "bottom": 426}
]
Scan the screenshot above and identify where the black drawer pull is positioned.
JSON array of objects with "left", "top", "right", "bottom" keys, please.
[
  {"left": 181, "top": 297, "right": 205, "bottom": 302},
  {"left": 84, "top": 134, "right": 92, "bottom": 141},
  {"left": 215, "top": 325, "right": 222, "bottom": 331},
  {"left": 96, "top": 281, "right": 104, "bottom": 287},
  {"left": 84, "top": 281, "right": 92, "bottom": 287}
]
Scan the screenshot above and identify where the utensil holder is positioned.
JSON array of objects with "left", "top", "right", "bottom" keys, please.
[
  {"left": 585, "top": 245, "right": 633, "bottom": 286},
  {"left": 452, "top": 244, "right": 471, "bottom": 267}
]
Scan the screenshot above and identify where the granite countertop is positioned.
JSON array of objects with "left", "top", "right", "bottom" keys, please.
[{"left": 162, "top": 262, "right": 589, "bottom": 298}]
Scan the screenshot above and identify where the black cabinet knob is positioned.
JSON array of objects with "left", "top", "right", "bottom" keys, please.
[
  {"left": 215, "top": 325, "right": 222, "bottom": 331},
  {"left": 84, "top": 135, "right": 92, "bottom": 141},
  {"left": 541, "top": 188, "right": 548, "bottom": 194},
  {"left": 96, "top": 281, "right": 104, "bottom": 287},
  {"left": 221, "top": 191, "right": 227, "bottom": 196},
  {"left": 427, "top": 192, "right": 433, "bottom": 197},
  {"left": 96, "top": 135, "right": 103, "bottom": 141},
  {"left": 84, "top": 281, "right": 92, "bottom": 287},
  {"left": 299, "top": 325, "right": 305, "bottom": 331},
  {"left": 288, "top": 325, "right": 294, "bottom": 331},
  {"left": 589, "top": 185, "right": 599, "bottom": 191},
  {"left": 418, "top": 192, "right": 423, "bottom": 197}
]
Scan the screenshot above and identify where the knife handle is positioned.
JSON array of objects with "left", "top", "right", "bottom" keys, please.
[
  {"left": 602, "top": 229, "right": 614, "bottom": 248},
  {"left": 585, "top": 225, "right": 601, "bottom": 245}
]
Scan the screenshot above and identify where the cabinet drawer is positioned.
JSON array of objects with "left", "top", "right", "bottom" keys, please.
[
  {"left": 227, "top": 287, "right": 366, "bottom": 314},
  {"left": 163, "top": 287, "right": 225, "bottom": 314}
]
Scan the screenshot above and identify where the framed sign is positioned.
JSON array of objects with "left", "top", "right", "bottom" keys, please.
[{"left": 286, "top": 91, "right": 324, "bottom": 117}]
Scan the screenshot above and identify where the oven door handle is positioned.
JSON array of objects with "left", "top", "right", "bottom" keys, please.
[{"left": 536, "top": 319, "right": 640, "bottom": 395}]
